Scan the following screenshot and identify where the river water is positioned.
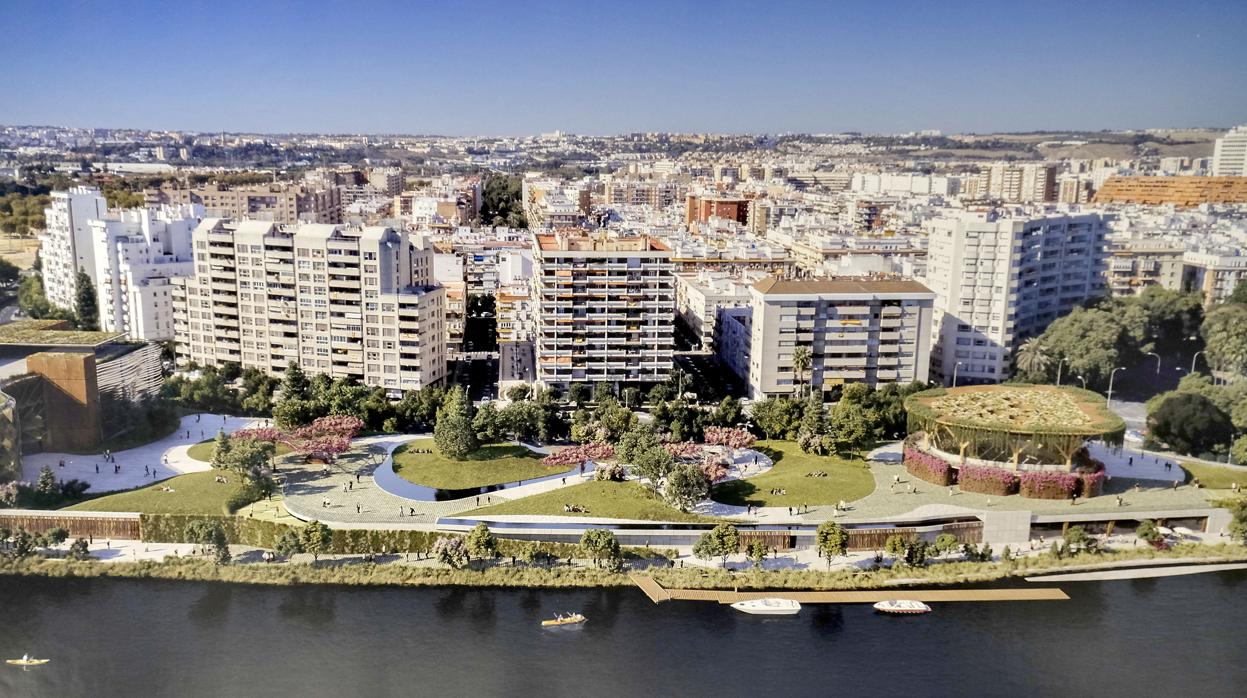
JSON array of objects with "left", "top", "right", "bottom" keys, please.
[{"left": 1, "top": 571, "right": 1245, "bottom": 697}]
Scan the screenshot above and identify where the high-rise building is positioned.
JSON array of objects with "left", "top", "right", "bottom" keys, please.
[
  {"left": 40, "top": 186, "right": 109, "bottom": 310},
  {"left": 732, "top": 278, "right": 934, "bottom": 400},
  {"left": 532, "top": 230, "right": 674, "bottom": 388},
  {"left": 174, "top": 220, "right": 445, "bottom": 395},
  {"left": 1212, "top": 125, "right": 1247, "bottom": 176},
  {"left": 981, "top": 163, "right": 1057, "bottom": 202},
  {"left": 154, "top": 182, "right": 343, "bottom": 224},
  {"left": 923, "top": 211, "right": 1111, "bottom": 385}
]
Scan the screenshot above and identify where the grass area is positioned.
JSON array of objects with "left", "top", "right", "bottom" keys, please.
[
  {"left": 59, "top": 419, "right": 183, "bottom": 456},
  {"left": 1183, "top": 461, "right": 1245, "bottom": 491},
  {"left": 64, "top": 471, "right": 245, "bottom": 516},
  {"left": 187, "top": 439, "right": 293, "bottom": 463},
  {"left": 712, "top": 440, "right": 875, "bottom": 507},
  {"left": 392, "top": 440, "right": 560, "bottom": 489},
  {"left": 470, "top": 479, "right": 714, "bottom": 522}
]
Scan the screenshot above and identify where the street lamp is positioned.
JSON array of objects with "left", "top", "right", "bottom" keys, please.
[
  {"left": 952, "top": 361, "right": 965, "bottom": 387},
  {"left": 1105, "top": 366, "right": 1126, "bottom": 406},
  {"left": 1190, "top": 350, "right": 1206, "bottom": 375},
  {"left": 1145, "top": 352, "right": 1161, "bottom": 375},
  {"left": 1074, "top": 374, "right": 1088, "bottom": 389},
  {"left": 1055, "top": 357, "right": 1068, "bottom": 386}
]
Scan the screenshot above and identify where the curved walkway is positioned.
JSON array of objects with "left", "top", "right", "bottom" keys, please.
[
  {"left": 371, "top": 438, "right": 582, "bottom": 501},
  {"left": 21, "top": 413, "right": 265, "bottom": 493}
]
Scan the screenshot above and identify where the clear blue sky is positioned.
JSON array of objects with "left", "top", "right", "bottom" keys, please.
[{"left": 1, "top": 0, "right": 1244, "bottom": 136}]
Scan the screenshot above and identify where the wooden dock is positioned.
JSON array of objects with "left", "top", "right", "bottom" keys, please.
[{"left": 628, "top": 574, "right": 1068, "bottom": 605}]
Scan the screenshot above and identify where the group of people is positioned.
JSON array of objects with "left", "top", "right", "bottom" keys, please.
[
  {"left": 803, "top": 471, "right": 830, "bottom": 478},
  {"left": 562, "top": 503, "right": 588, "bottom": 513},
  {"left": 768, "top": 488, "right": 787, "bottom": 495}
]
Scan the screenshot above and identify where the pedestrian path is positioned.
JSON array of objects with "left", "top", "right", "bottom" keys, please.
[
  {"left": 1089, "top": 441, "right": 1184, "bottom": 483},
  {"left": 21, "top": 413, "right": 264, "bottom": 493}
]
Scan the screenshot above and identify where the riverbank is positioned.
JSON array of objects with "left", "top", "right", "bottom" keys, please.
[{"left": 2, "top": 543, "right": 1244, "bottom": 592}]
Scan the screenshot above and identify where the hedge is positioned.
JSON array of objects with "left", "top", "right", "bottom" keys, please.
[
  {"left": 1018, "top": 470, "right": 1079, "bottom": 499},
  {"left": 957, "top": 465, "right": 1018, "bottom": 496},
  {"left": 903, "top": 446, "right": 955, "bottom": 486}
]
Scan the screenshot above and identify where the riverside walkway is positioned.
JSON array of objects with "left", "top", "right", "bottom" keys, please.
[{"left": 628, "top": 574, "right": 1069, "bottom": 604}]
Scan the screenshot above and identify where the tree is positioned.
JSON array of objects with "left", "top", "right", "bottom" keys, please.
[
  {"left": 434, "top": 387, "right": 479, "bottom": 459},
  {"left": 1232, "top": 436, "right": 1247, "bottom": 467},
  {"left": 433, "top": 536, "right": 469, "bottom": 569},
  {"left": 506, "top": 384, "right": 532, "bottom": 402},
  {"left": 67, "top": 538, "right": 91, "bottom": 561},
  {"left": 1202, "top": 303, "right": 1247, "bottom": 377},
  {"left": 580, "top": 528, "right": 623, "bottom": 571},
  {"left": 932, "top": 533, "right": 959, "bottom": 557},
  {"left": 300, "top": 520, "right": 332, "bottom": 562},
  {"left": 595, "top": 400, "right": 638, "bottom": 443},
  {"left": 1135, "top": 519, "right": 1163, "bottom": 545},
  {"left": 707, "top": 397, "right": 743, "bottom": 427},
  {"left": 465, "top": 522, "right": 497, "bottom": 561},
  {"left": 616, "top": 425, "right": 662, "bottom": 465},
  {"left": 747, "top": 540, "right": 768, "bottom": 568},
  {"left": 1228, "top": 280, "right": 1247, "bottom": 305},
  {"left": 631, "top": 445, "right": 675, "bottom": 490},
  {"left": 1062, "top": 525, "right": 1097, "bottom": 554},
  {"left": 1147, "top": 392, "right": 1233, "bottom": 456},
  {"left": 796, "top": 396, "right": 829, "bottom": 455},
  {"left": 10, "top": 527, "right": 36, "bottom": 558},
  {"left": 815, "top": 521, "right": 849, "bottom": 568},
  {"left": 280, "top": 360, "right": 311, "bottom": 401},
  {"left": 275, "top": 528, "right": 305, "bottom": 559},
  {"left": 17, "top": 273, "right": 53, "bottom": 318},
  {"left": 902, "top": 540, "right": 929, "bottom": 567},
  {"left": 1030, "top": 307, "right": 1134, "bottom": 387},
  {"left": 750, "top": 397, "right": 801, "bottom": 441},
  {"left": 472, "top": 401, "right": 503, "bottom": 443},
  {"left": 0, "top": 258, "right": 20, "bottom": 285},
  {"left": 664, "top": 464, "right": 711, "bottom": 512},
  {"left": 693, "top": 523, "right": 740, "bottom": 568},
  {"left": 883, "top": 534, "right": 907, "bottom": 561},
  {"left": 1014, "top": 338, "right": 1050, "bottom": 378},
  {"left": 567, "top": 383, "right": 589, "bottom": 407},
  {"left": 791, "top": 346, "right": 812, "bottom": 397},
  {"left": 73, "top": 267, "right": 99, "bottom": 331},
  {"left": 43, "top": 527, "right": 69, "bottom": 548},
  {"left": 646, "top": 383, "right": 673, "bottom": 405}
]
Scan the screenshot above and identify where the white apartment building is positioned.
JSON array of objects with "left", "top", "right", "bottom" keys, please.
[
  {"left": 175, "top": 220, "right": 445, "bottom": 395},
  {"left": 1212, "top": 125, "right": 1247, "bottom": 176},
  {"left": 1182, "top": 250, "right": 1247, "bottom": 306},
  {"left": 533, "top": 230, "right": 674, "bottom": 388},
  {"left": 924, "top": 211, "right": 1111, "bottom": 385},
  {"left": 40, "top": 186, "right": 109, "bottom": 310},
  {"left": 673, "top": 271, "right": 755, "bottom": 350},
  {"left": 90, "top": 204, "right": 203, "bottom": 340},
  {"left": 738, "top": 278, "right": 934, "bottom": 400}
]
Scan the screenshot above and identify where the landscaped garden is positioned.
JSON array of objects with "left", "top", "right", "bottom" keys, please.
[
  {"left": 1182, "top": 461, "right": 1246, "bottom": 491},
  {"left": 711, "top": 440, "right": 875, "bottom": 508},
  {"left": 469, "top": 480, "right": 715, "bottom": 522},
  {"left": 392, "top": 440, "right": 562, "bottom": 489},
  {"left": 188, "top": 439, "right": 292, "bottom": 463},
  {"left": 65, "top": 471, "right": 249, "bottom": 516}
]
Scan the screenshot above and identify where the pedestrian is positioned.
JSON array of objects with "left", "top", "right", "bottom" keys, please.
[
  {"left": 1172, "top": 480, "right": 1179, "bottom": 490},
  {"left": 476, "top": 496, "right": 480, "bottom": 505},
  {"left": 95, "top": 464, "right": 99, "bottom": 474},
  {"left": 145, "top": 465, "right": 150, "bottom": 476},
  {"left": 356, "top": 504, "right": 361, "bottom": 514},
  {"left": 152, "top": 468, "right": 157, "bottom": 478},
  {"left": 196, "top": 414, "right": 201, "bottom": 423},
  {"left": 349, "top": 481, "right": 353, "bottom": 491},
  {"left": 1128, "top": 456, "right": 1133, "bottom": 466},
  {"left": 561, "top": 477, "right": 566, "bottom": 485},
  {"left": 399, "top": 507, "right": 404, "bottom": 517},
  {"left": 356, "top": 473, "right": 360, "bottom": 483},
  {"left": 787, "top": 506, "right": 792, "bottom": 515},
  {"left": 409, "top": 507, "right": 414, "bottom": 516}
]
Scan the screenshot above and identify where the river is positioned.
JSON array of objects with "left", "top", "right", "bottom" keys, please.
[{"left": 1, "top": 571, "right": 1245, "bottom": 697}]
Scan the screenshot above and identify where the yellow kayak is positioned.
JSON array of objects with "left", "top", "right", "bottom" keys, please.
[
  {"left": 541, "top": 613, "right": 586, "bottom": 627},
  {"left": 7, "top": 658, "right": 49, "bottom": 667}
]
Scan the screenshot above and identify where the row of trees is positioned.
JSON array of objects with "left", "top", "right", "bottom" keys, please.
[
  {"left": 0, "top": 466, "right": 90, "bottom": 509},
  {"left": 0, "top": 525, "right": 89, "bottom": 560},
  {"left": 17, "top": 264, "right": 99, "bottom": 330},
  {"left": 751, "top": 382, "right": 926, "bottom": 456}
]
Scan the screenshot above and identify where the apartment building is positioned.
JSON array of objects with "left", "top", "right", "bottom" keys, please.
[
  {"left": 533, "top": 230, "right": 675, "bottom": 388},
  {"left": 156, "top": 182, "right": 343, "bottom": 224},
  {"left": 923, "top": 212, "right": 1111, "bottom": 385},
  {"left": 1182, "top": 251, "right": 1247, "bottom": 306},
  {"left": 433, "top": 253, "right": 466, "bottom": 359},
  {"left": 1093, "top": 176, "right": 1247, "bottom": 206},
  {"left": 91, "top": 204, "right": 203, "bottom": 340},
  {"left": 673, "top": 271, "right": 754, "bottom": 350},
  {"left": 522, "top": 179, "right": 589, "bottom": 228},
  {"left": 685, "top": 194, "right": 750, "bottom": 228},
  {"left": 40, "top": 186, "right": 109, "bottom": 310},
  {"left": 1106, "top": 241, "right": 1185, "bottom": 296},
  {"left": 971, "top": 163, "right": 1058, "bottom": 203},
  {"left": 1212, "top": 125, "right": 1247, "bottom": 176},
  {"left": 605, "top": 180, "right": 686, "bottom": 208},
  {"left": 174, "top": 220, "right": 445, "bottom": 395},
  {"left": 739, "top": 278, "right": 934, "bottom": 400}
]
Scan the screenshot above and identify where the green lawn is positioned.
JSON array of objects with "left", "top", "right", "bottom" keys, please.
[
  {"left": 1182, "top": 461, "right": 1244, "bottom": 491},
  {"left": 712, "top": 440, "right": 875, "bottom": 507},
  {"left": 469, "top": 480, "right": 714, "bottom": 522},
  {"left": 187, "top": 439, "right": 292, "bottom": 463},
  {"left": 65, "top": 471, "right": 245, "bottom": 516},
  {"left": 392, "top": 441, "right": 561, "bottom": 489}
]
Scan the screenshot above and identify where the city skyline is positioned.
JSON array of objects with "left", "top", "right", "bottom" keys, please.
[{"left": 1, "top": 0, "right": 1244, "bottom": 136}]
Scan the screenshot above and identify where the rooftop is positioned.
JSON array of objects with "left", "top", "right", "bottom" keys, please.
[
  {"left": 0, "top": 320, "right": 126, "bottom": 347},
  {"left": 751, "top": 277, "right": 932, "bottom": 296}
]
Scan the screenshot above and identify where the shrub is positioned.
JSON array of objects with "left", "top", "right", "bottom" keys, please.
[
  {"left": 903, "top": 446, "right": 954, "bottom": 486},
  {"left": 1078, "top": 469, "right": 1106, "bottom": 498},
  {"left": 1018, "top": 470, "right": 1079, "bottom": 499},
  {"left": 957, "top": 465, "right": 1017, "bottom": 496}
]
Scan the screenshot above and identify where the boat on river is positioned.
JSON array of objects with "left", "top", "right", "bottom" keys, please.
[
  {"left": 873, "top": 599, "right": 931, "bottom": 615},
  {"left": 6, "top": 655, "right": 50, "bottom": 667},
  {"left": 542, "top": 612, "right": 587, "bottom": 627},
  {"left": 730, "top": 598, "right": 802, "bottom": 615}
]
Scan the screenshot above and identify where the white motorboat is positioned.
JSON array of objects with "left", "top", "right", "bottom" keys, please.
[
  {"left": 730, "top": 597, "right": 801, "bottom": 615},
  {"left": 873, "top": 599, "right": 931, "bottom": 615}
]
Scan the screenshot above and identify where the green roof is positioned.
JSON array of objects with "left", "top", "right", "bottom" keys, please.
[{"left": 0, "top": 320, "right": 125, "bottom": 347}]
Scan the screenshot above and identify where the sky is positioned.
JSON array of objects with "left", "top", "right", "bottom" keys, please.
[{"left": 1, "top": 0, "right": 1245, "bottom": 136}]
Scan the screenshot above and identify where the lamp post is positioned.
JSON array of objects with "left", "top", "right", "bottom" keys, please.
[
  {"left": 1190, "top": 350, "right": 1206, "bottom": 375},
  {"left": 1106, "top": 366, "right": 1126, "bottom": 406},
  {"left": 952, "top": 361, "right": 965, "bottom": 388},
  {"left": 1055, "top": 357, "right": 1068, "bottom": 386},
  {"left": 1146, "top": 352, "right": 1161, "bottom": 375},
  {"left": 1075, "top": 374, "right": 1088, "bottom": 389}
]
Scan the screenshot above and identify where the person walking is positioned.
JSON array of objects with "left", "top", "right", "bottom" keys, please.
[{"left": 95, "top": 464, "right": 99, "bottom": 474}]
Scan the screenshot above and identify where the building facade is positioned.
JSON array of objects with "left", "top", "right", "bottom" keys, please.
[
  {"left": 40, "top": 186, "right": 109, "bottom": 310},
  {"left": 741, "top": 278, "right": 934, "bottom": 400},
  {"left": 1212, "top": 125, "right": 1247, "bottom": 177},
  {"left": 174, "top": 219, "right": 445, "bottom": 395},
  {"left": 532, "top": 231, "right": 674, "bottom": 388}
]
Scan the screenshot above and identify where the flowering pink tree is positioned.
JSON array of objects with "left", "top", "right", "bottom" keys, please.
[
  {"left": 703, "top": 426, "right": 756, "bottom": 463},
  {"left": 663, "top": 441, "right": 702, "bottom": 460},
  {"left": 700, "top": 453, "right": 730, "bottom": 483},
  {"left": 232, "top": 426, "right": 285, "bottom": 444},
  {"left": 542, "top": 442, "right": 615, "bottom": 468}
]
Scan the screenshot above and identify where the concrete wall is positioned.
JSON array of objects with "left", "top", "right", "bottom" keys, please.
[{"left": 26, "top": 352, "right": 101, "bottom": 452}]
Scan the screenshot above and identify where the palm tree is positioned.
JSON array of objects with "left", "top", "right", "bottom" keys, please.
[
  {"left": 1015, "top": 338, "right": 1050, "bottom": 378},
  {"left": 791, "top": 345, "right": 812, "bottom": 397}
]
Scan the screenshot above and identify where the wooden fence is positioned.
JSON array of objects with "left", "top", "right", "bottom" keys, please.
[{"left": 0, "top": 510, "right": 140, "bottom": 539}]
